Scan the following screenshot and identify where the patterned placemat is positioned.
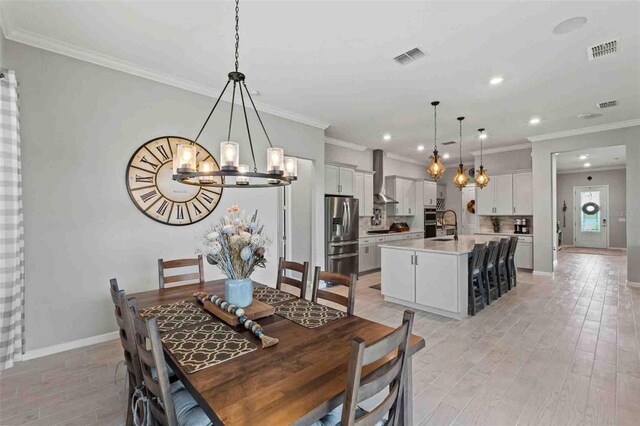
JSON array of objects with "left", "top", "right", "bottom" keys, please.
[
  {"left": 139, "top": 300, "right": 212, "bottom": 333},
  {"left": 276, "top": 299, "right": 347, "bottom": 328},
  {"left": 253, "top": 284, "right": 296, "bottom": 305},
  {"left": 161, "top": 322, "right": 257, "bottom": 373}
]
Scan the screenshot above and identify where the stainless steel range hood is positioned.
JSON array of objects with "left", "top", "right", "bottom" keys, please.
[{"left": 372, "top": 149, "right": 398, "bottom": 204}]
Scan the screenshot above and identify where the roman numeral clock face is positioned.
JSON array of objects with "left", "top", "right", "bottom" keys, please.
[{"left": 126, "top": 136, "right": 223, "bottom": 225}]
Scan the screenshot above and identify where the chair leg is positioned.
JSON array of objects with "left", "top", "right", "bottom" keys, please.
[{"left": 126, "top": 372, "right": 135, "bottom": 426}]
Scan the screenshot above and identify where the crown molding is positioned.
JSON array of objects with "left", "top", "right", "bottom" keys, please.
[
  {"left": 557, "top": 165, "right": 626, "bottom": 175},
  {"left": 528, "top": 119, "right": 640, "bottom": 142},
  {"left": 385, "top": 152, "right": 427, "bottom": 167},
  {"left": 471, "top": 142, "right": 531, "bottom": 157},
  {"left": 3, "top": 26, "right": 331, "bottom": 130},
  {"left": 324, "top": 137, "right": 367, "bottom": 152}
]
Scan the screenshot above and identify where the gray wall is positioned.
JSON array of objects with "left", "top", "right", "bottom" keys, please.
[
  {"left": 532, "top": 126, "right": 640, "bottom": 283},
  {"left": 0, "top": 32, "right": 5, "bottom": 66},
  {"left": 557, "top": 169, "right": 627, "bottom": 248},
  {"left": 5, "top": 40, "right": 326, "bottom": 351},
  {"left": 474, "top": 148, "right": 532, "bottom": 174},
  {"left": 324, "top": 144, "right": 428, "bottom": 178}
]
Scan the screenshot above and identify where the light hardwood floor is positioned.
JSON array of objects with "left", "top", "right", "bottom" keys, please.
[{"left": 1, "top": 250, "right": 639, "bottom": 425}]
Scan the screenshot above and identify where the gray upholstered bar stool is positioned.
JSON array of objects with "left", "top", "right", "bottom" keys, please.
[
  {"left": 482, "top": 241, "right": 500, "bottom": 304},
  {"left": 506, "top": 236, "right": 519, "bottom": 289},
  {"left": 497, "top": 238, "right": 510, "bottom": 296},
  {"left": 468, "top": 243, "right": 487, "bottom": 316}
]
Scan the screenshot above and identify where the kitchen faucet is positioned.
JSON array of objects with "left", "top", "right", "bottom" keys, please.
[{"left": 441, "top": 210, "right": 458, "bottom": 241}]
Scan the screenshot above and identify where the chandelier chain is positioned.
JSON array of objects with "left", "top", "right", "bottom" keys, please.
[
  {"left": 433, "top": 103, "right": 438, "bottom": 150},
  {"left": 459, "top": 119, "right": 462, "bottom": 162},
  {"left": 235, "top": 0, "right": 240, "bottom": 72}
]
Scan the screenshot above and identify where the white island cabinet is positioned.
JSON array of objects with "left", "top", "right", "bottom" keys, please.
[{"left": 380, "top": 235, "right": 499, "bottom": 320}]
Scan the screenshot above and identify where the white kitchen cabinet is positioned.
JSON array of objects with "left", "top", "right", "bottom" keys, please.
[
  {"left": 324, "top": 164, "right": 355, "bottom": 196},
  {"left": 437, "top": 184, "right": 446, "bottom": 199},
  {"left": 386, "top": 177, "right": 416, "bottom": 216},
  {"left": 381, "top": 249, "right": 415, "bottom": 302},
  {"left": 476, "top": 183, "right": 494, "bottom": 215},
  {"left": 358, "top": 243, "right": 376, "bottom": 272},
  {"left": 339, "top": 167, "right": 355, "bottom": 196},
  {"left": 423, "top": 181, "right": 437, "bottom": 207},
  {"left": 354, "top": 172, "right": 374, "bottom": 217},
  {"left": 414, "top": 252, "right": 459, "bottom": 312},
  {"left": 493, "top": 174, "right": 513, "bottom": 215},
  {"left": 514, "top": 236, "right": 533, "bottom": 269},
  {"left": 513, "top": 172, "right": 533, "bottom": 215}
]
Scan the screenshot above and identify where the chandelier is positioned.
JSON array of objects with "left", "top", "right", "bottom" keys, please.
[
  {"left": 173, "top": 0, "right": 297, "bottom": 188},
  {"left": 453, "top": 116, "right": 469, "bottom": 190},
  {"left": 475, "top": 128, "right": 490, "bottom": 188},
  {"left": 426, "top": 101, "right": 446, "bottom": 180}
]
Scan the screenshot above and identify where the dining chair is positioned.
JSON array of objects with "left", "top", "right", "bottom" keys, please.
[
  {"left": 158, "top": 254, "right": 205, "bottom": 289},
  {"left": 497, "top": 238, "right": 510, "bottom": 296},
  {"left": 276, "top": 257, "right": 310, "bottom": 299},
  {"left": 468, "top": 244, "right": 486, "bottom": 316},
  {"left": 336, "top": 309, "right": 415, "bottom": 425},
  {"left": 131, "top": 314, "right": 212, "bottom": 426},
  {"left": 109, "top": 279, "right": 142, "bottom": 426},
  {"left": 311, "top": 267, "right": 357, "bottom": 315},
  {"left": 482, "top": 241, "right": 500, "bottom": 304},
  {"left": 506, "top": 236, "right": 519, "bottom": 289}
]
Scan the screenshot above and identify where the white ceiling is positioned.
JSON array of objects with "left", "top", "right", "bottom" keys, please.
[
  {"left": 2, "top": 1, "right": 639, "bottom": 163},
  {"left": 556, "top": 145, "right": 626, "bottom": 172}
]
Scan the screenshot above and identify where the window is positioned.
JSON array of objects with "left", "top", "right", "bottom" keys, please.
[{"left": 580, "top": 191, "right": 600, "bottom": 232}]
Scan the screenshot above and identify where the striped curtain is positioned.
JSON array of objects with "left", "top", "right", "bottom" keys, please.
[{"left": 0, "top": 70, "right": 25, "bottom": 370}]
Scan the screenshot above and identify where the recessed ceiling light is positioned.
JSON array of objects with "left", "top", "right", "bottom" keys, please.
[
  {"left": 584, "top": 162, "right": 591, "bottom": 168},
  {"left": 578, "top": 154, "right": 589, "bottom": 160},
  {"left": 383, "top": 134, "right": 391, "bottom": 141},
  {"left": 553, "top": 17, "right": 588, "bottom": 35},
  {"left": 529, "top": 117, "right": 541, "bottom": 125},
  {"left": 442, "top": 153, "right": 450, "bottom": 159},
  {"left": 479, "top": 133, "right": 487, "bottom": 140},
  {"left": 417, "top": 145, "right": 425, "bottom": 151},
  {"left": 489, "top": 76, "right": 504, "bottom": 85}
]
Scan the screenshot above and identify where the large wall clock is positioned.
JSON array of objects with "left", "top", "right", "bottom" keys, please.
[{"left": 126, "top": 136, "right": 223, "bottom": 226}]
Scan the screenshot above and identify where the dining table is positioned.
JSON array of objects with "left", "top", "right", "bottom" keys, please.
[{"left": 129, "top": 279, "right": 425, "bottom": 426}]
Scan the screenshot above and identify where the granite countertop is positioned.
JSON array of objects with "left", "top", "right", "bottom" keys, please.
[{"left": 379, "top": 235, "right": 501, "bottom": 255}]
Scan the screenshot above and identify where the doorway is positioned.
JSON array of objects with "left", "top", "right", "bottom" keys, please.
[{"left": 573, "top": 185, "right": 609, "bottom": 248}]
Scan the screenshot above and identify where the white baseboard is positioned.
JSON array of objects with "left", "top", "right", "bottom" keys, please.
[
  {"left": 533, "top": 270, "right": 554, "bottom": 276},
  {"left": 21, "top": 331, "right": 119, "bottom": 361},
  {"left": 627, "top": 281, "right": 640, "bottom": 288}
]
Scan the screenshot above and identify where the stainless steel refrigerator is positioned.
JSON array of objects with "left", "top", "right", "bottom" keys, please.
[{"left": 325, "top": 196, "right": 359, "bottom": 276}]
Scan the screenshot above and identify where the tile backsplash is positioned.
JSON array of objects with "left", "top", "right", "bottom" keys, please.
[
  {"left": 478, "top": 215, "right": 533, "bottom": 234},
  {"left": 359, "top": 207, "right": 418, "bottom": 235}
]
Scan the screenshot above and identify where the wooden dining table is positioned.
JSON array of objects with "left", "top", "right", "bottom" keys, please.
[{"left": 129, "top": 279, "right": 425, "bottom": 426}]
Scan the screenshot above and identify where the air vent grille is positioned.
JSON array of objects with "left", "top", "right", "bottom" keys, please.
[
  {"left": 441, "top": 141, "right": 457, "bottom": 146},
  {"left": 393, "top": 47, "right": 426, "bottom": 65},
  {"left": 588, "top": 39, "right": 619, "bottom": 60},
  {"left": 597, "top": 100, "right": 617, "bottom": 109}
]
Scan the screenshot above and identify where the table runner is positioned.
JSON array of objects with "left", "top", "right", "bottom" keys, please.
[
  {"left": 161, "top": 322, "right": 257, "bottom": 373},
  {"left": 276, "top": 299, "right": 347, "bottom": 329},
  {"left": 253, "top": 284, "right": 296, "bottom": 305},
  {"left": 139, "top": 300, "right": 212, "bottom": 332}
]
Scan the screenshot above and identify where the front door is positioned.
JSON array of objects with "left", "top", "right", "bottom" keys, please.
[{"left": 574, "top": 185, "right": 608, "bottom": 248}]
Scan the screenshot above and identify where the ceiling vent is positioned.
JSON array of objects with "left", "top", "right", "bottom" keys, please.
[
  {"left": 597, "top": 100, "right": 618, "bottom": 109},
  {"left": 393, "top": 47, "right": 426, "bottom": 65},
  {"left": 441, "top": 140, "right": 457, "bottom": 146},
  {"left": 588, "top": 39, "right": 619, "bottom": 60}
]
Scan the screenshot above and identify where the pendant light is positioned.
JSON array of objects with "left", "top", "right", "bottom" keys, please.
[
  {"left": 173, "top": 0, "right": 296, "bottom": 188},
  {"left": 475, "top": 128, "right": 490, "bottom": 189},
  {"left": 426, "top": 101, "right": 446, "bottom": 180},
  {"left": 453, "top": 116, "right": 469, "bottom": 190}
]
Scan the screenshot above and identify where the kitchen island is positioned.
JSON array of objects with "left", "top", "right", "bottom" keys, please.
[{"left": 380, "top": 235, "right": 499, "bottom": 320}]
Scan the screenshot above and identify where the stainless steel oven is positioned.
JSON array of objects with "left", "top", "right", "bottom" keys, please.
[{"left": 424, "top": 208, "right": 437, "bottom": 238}]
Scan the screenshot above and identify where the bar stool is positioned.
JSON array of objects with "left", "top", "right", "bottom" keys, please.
[
  {"left": 507, "top": 236, "right": 519, "bottom": 289},
  {"left": 483, "top": 241, "right": 500, "bottom": 304},
  {"left": 468, "top": 243, "right": 487, "bottom": 316},
  {"left": 497, "top": 238, "right": 510, "bottom": 296}
]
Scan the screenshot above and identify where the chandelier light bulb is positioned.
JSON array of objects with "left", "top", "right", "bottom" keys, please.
[
  {"left": 177, "top": 144, "right": 197, "bottom": 172},
  {"left": 237, "top": 164, "right": 249, "bottom": 185},
  {"left": 283, "top": 157, "right": 298, "bottom": 178},
  {"left": 267, "top": 147, "right": 284, "bottom": 174},
  {"left": 198, "top": 161, "right": 214, "bottom": 184}
]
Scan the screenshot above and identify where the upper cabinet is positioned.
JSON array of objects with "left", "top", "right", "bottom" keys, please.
[
  {"left": 386, "top": 177, "right": 416, "bottom": 216},
  {"left": 513, "top": 172, "right": 533, "bottom": 215},
  {"left": 423, "top": 181, "right": 437, "bottom": 207},
  {"left": 324, "top": 163, "right": 355, "bottom": 196},
  {"left": 476, "top": 172, "right": 532, "bottom": 216},
  {"left": 354, "top": 171, "right": 374, "bottom": 217}
]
